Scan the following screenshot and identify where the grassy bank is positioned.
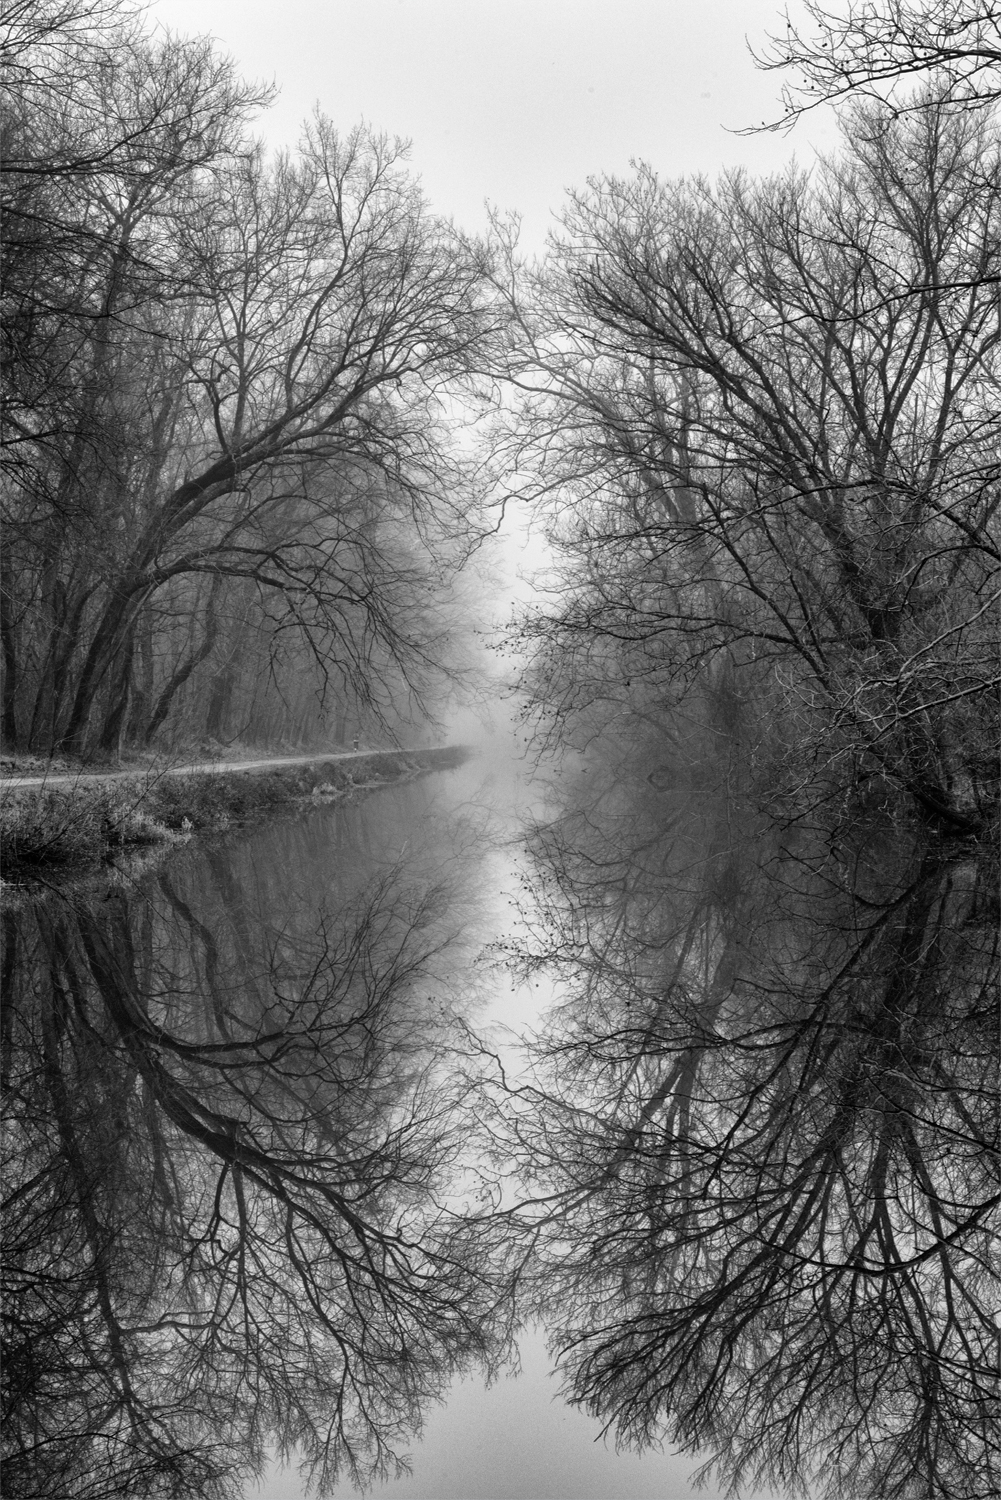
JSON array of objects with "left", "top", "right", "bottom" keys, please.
[{"left": 1, "top": 746, "right": 471, "bottom": 874}]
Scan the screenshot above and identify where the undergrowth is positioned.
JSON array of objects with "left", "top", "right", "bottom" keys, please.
[{"left": 0, "top": 747, "right": 469, "bottom": 874}]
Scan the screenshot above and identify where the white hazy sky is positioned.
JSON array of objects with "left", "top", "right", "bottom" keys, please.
[
  {"left": 150, "top": 0, "right": 839, "bottom": 253},
  {"left": 144, "top": 3, "right": 829, "bottom": 1496}
]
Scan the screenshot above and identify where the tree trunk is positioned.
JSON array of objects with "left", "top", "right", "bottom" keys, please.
[
  {"left": 0, "top": 554, "right": 20, "bottom": 751},
  {"left": 142, "top": 575, "right": 223, "bottom": 746}
]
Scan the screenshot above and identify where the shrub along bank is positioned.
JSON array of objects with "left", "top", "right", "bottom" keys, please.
[{"left": 0, "top": 747, "right": 472, "bottom": 873}]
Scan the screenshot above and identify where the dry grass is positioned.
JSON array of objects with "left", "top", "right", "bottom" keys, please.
[
  {"left": 0, "top": 780, "right": 176, "bottom": 867},
  {"left": 0, "top": 746, "right": 471, "bottom": 873}
]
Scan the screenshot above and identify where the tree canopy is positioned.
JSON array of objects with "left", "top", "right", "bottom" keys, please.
[
  {"left": 2, "top": 0, "right": 496, "bottom": 758},
  {"left": 754, "top": 1, "right": 1001, "bottom": 126}
]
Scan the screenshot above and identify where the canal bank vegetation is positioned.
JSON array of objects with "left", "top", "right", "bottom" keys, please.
[{"left": 0, "top": 746, "right": 472, "bottom": 873}]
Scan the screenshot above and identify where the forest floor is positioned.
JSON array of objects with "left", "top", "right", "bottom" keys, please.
[{"left": 0, "top": 745, "right": 472, "bottom": 875}]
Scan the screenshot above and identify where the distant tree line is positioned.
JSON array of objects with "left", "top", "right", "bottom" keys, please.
[{"left": 2, "top": 0, "right": 496, "bottom": 759}]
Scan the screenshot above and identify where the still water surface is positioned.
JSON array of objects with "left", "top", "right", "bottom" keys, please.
[
  {"left": 5, "top": 760, "right": 742, "bottom": 1497},
  {"left": 5, "top": 750, "right": 995, "bottom": 1499}
]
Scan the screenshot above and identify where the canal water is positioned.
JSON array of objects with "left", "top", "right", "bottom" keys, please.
[
  {"left": 5, "top": 741, "right": 994, "bottom": 1499},
  {"left": 3, "top": 755, "right": 739, "bottom": 1498}
]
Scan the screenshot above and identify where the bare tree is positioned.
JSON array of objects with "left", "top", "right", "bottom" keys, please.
[
  {"left": 1, "top": 8, "right": 269, "bottom": 754},
  {"left": 491, "top": 93, "right": 1000, "bottom": 839},
  {"left": 2, "top": 5, "right": 495, "bottom": 758},
  {"left": 753, "top": 0, "right": 1001, "bottom": 127}
]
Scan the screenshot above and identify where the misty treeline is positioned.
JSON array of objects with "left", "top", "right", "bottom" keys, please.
[
  {"left": 2, "top": 0, "right": 498, "bottom": 758},
  {"left": 3, "top": 1, "right": 999, "bottom": 774}
]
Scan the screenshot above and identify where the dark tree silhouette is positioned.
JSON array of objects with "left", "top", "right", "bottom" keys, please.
[
  {"left": 2, "top": 1, "right": 495, "bottom": 758},
  {"left": 753, "top": 1, "right": 1001, "bottom": 127},
  {"left": 490, "top": 94, "right": 999, "bottom": 841}
]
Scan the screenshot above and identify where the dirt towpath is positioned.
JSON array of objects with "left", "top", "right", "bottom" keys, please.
[{"left": 1, "top": 749, "right": 441, "bottom": 792}]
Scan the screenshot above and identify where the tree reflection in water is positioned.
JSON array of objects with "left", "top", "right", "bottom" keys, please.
[
  {"left": 4, "top": 742, "right": 998, "bottom": 1500},
  {"left": 2, "top": 792, "right": 512, "bottom": 1500},
  {"left": 492, "top": 704, "right": 1000, "bottom": 1500}
]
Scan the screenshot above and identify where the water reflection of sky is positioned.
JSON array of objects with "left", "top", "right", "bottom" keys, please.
[
  {"left": 2, "top": 729, "right": 793, "bottom": 1500},
  {"left": 247, "top": 748, "right": 781, "bottom": 1500}
]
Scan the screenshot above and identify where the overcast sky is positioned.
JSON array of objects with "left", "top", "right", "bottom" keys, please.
[
  {"left": 144, "top": 3, "right": 828, "bottom": 1496},
  {"left": 150, "top": 0, "right": 838, "bottom": 254}
]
